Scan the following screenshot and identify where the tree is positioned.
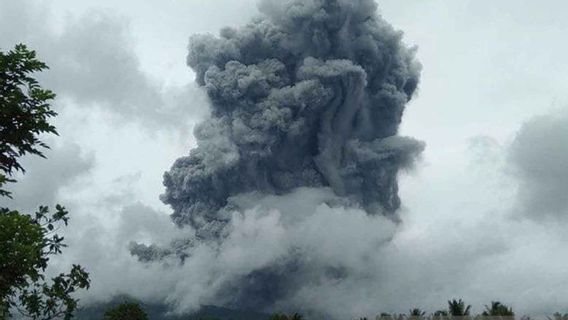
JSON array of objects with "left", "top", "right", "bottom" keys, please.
[
  {"left": 0, "top": 44, "right": 58, "bottom": 197},
  {"left": 408, "top": 308, "right": 427, "bottom": 320},
  {"left": 482, "top": 301, "right": 514, "bottom": 318},
  {"left": 103, "top": 302, "right": 149, "bottom": 320},
  {"left": 0, "top": 44, "right": 90, "bottom": 319},
  {"left": 448, "top": 299, "right": 471, "bottom": 317}
]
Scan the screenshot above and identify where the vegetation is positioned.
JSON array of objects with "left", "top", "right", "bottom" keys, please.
[
  {"left": 482, "top": 302, "right": 515, "bottom": 317},
  {"left": 103, "top": 302, "right": 149, "bottom": 320},
  {"left": 0, "top": 44, "right": 90, "bottom": 319},
  {"left": 265, "top": 300, "right": 560, "bottom": 320},
  {"left": 0, "top": 44, "right": 58, "bottom": 198},
  {"left": 269, "top": 313, "right": 304, "bottom": 320},
  {"left": 408, "top": 308, "right": 427, "bottom": 320},
  {"left": 348, "top": 300, "right": 513, "bottom": 320},
  {"left": 448, "top": 299, "right": 472, "bottom": 317},
  {"left": 77, "top": 295, "right": 567, "bottom": 320}
]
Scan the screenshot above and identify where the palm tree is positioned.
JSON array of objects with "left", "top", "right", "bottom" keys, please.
[
  {"left": 482, "top": 301, "right": 514, "bottom": 318},
  {"left": 448, "top": 299, "right": 472, "bottom": 317},
  {"left": 408, "top": 308, "right": 427, "bottom": 320}
]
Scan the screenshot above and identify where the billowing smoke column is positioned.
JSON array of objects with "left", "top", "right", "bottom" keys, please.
[
  {"left": 162, "top": 0, "right": 424, "bottom": 239},
  {"left": 133, "top": 0, "right": 426, "bottom": 315}
]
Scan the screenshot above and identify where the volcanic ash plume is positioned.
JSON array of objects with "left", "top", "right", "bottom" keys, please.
[
  {"left": 162, "top": 0, "right": 423, "bottom": 236},
  {"left": 138, "top": 0, "right": 424, "bottom": 315}
]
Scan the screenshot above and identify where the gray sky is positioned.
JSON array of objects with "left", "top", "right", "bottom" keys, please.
[{"left": 1, "top": 0, "right": 568, "bottom": 317}]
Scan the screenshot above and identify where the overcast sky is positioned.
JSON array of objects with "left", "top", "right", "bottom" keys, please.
[{"left": 1, "top": 0, "right": 568, "bottom": 317}]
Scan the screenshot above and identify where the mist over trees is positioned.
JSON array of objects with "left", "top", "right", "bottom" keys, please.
[
  {"left": 75, "top": 296, "right": 564, "bottom": 320},
  {"left": 103, "top": 302, "right": 149, "bottom": 320}
]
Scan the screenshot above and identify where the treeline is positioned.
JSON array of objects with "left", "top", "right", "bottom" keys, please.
[
  {"left": 219, "top": 299, "right": 566, "bottom": 320},
  {"left": 97, "top": 299, "right": 568, "bottom": 320},
  {"left": 269, "top": 299, "right": 517, "bottom": 320}
]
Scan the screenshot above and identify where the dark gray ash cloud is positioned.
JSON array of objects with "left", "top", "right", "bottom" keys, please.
[
  {"left": 162, "top": 0, "right": 424, "bottom": 237},
  {"left": 144, "top": 0, "right": 424, "bottom": 315}
]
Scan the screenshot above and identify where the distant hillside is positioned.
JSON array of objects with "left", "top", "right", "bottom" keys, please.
[{"left": 75, "top": 299, "right": 270, "bottom": 320}]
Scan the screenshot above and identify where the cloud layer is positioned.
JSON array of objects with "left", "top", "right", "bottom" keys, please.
[{"left": 0, "top": 0, "right": 207, "bottom": 132}]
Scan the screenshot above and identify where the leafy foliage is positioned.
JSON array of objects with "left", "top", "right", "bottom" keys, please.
[
  {"left": 0, "top": 206, "right": 90, "bottom": 319},
  {"left": 0, "top": 44, "right": 58, "bottom": 198},
  {"left": 103, "top": 302, "right": 149, "bottom": 320},
  {"left": 0, "top": 44, "right": 90, "bottom": 319}
]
